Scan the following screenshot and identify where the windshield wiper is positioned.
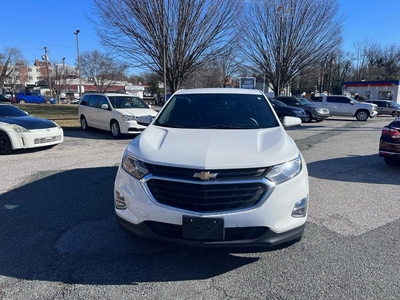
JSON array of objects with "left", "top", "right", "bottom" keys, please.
[{"left": 157, "top": 123, "right": 184, "bottom": 128}]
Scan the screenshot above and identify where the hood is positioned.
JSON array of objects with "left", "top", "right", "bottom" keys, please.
[
  {"left": 127, "top": 125, "right": 299, "bottom": 169},
  {"left": 0, "top": 116, "right": 57, "bottom": 129},
  {"left": 115, "top": 108, "right": 158, "bottom": 117}
]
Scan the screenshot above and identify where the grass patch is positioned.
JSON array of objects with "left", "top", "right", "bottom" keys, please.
[{"left": 17, "top": 104, "right": 80, "bottom": 129}]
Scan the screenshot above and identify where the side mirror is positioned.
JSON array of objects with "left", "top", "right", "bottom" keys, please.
[
  {"left": 282, "top": 116, "right": 302, "bottom": 127},
  {"left": 101, "top": 103, "right": 109, "bottom": 110},
  {"left": 349, "top": 100, "right": 354, "bottom": 105}
]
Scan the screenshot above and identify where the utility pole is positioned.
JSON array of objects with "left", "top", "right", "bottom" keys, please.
[
  {"left": 163, "top": 2, "right": 167, "bottom": 102},
  {"left": 43, "top": 47, "right": 52, "bottom": 97},
  {"left": 74, "top": 30, "right": 82, "bottom": 97}
]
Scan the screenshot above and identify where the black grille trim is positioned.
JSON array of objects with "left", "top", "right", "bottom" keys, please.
[
  {"left": 145, "top": 221, "right": 269, "bottom": 241},
  {"left": 146, "top": 179, "right": 269, "bottom": 213}
]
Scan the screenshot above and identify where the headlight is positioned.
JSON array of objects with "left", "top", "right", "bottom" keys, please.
[
  {"left": 7, "top": 124, "right": 29, "bottom": 133},
  {"left": 294, "top": 111, "right": 304, "bottom": 116},
  {"left": 121, "top": 153, "right": 149, "bottom": 179},
  {"left": 266, "top": 155, "right": 302, "bottom": 184},
  {"left": 122, "top": 115, "right": 136, "bottom": 121}
]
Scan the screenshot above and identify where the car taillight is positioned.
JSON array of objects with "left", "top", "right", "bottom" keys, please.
[{"left": 382, "top": 126, "right": 400, "bottom": 139}]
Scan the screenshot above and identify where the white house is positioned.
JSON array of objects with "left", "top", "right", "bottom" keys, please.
[{"left": 342, "top": 80, "right": 400, "bottom": 103}]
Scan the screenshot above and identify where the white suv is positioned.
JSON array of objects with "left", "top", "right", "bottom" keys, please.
[
  {"left": 78, "top": 93, "right": 158, "bottom": 137},
  {"left": 114, "top": 88, "right": 309, "bottom": 248}
]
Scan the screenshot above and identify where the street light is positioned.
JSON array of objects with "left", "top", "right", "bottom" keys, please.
[{"left": 74, "top": 30, "right": 82, "bottom": 97}]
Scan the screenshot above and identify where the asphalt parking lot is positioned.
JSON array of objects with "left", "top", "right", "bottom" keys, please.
[{"left": 0, "top": 115, "right": 399, "bottom": 300}]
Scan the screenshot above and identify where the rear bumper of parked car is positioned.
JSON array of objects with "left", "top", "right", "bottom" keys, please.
[{"left": 379, "top": 140, "right": 400, "bottom": 157}]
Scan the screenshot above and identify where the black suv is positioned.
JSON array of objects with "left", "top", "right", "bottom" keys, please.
[
  {"left": 269, "top": 98, "right": 307, "bottom": 122},
  {"left": 275, "top": 96, "right": 330, "bottom": 123}
]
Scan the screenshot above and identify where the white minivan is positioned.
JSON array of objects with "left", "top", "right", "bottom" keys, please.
[{"left": 78, "top": 93, "right": 158, "bottom": 137}]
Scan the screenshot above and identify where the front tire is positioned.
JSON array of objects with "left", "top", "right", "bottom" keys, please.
[
  {"left": 18, "top": 99, "right": 26, "bottom": 104},
  {"left": 0, "top": 131, "right": 13, "bottom": 155},
  {"left": 110, "top": 121, "right": 121, "bottom": 138},
  {"left": 304, "top": 112, "right": 312, "bottom": 123},
  {"left": 356, "top": 110, "right": 369, "bottom": 121},
  {"left": 80, "top": 116, "right": 89, "bottom": 131}
]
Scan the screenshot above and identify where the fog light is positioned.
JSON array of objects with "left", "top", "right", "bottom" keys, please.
[
  {"left": 292, "top": 197, "right": 308, "bottom": 218},
  {"left": 115, "top": 189, "right": 127, "bottom": 209}
]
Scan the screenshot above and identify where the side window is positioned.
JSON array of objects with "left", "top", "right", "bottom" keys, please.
[
  {"left": 80, "top": 95, "right": 90, "bottom": 106},
  {"left": 99, "top": 96, "right": 109, "bottom": 108},
  {"left": 88, "top": 95, "right": 100, "bottom": 108},
  {"left": 326, "top": 96, "right": 339, "bottom": 103}
]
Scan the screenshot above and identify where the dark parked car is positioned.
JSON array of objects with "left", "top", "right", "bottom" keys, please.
[
  {"left": 379, "top": 114, "right": 400, "bottom": 166},
  {"left": 269, "top": 98, "right": 307, "bottom": 122},
  {"left": 366, "top": 100, "right": 400, "bottom": 117},
  {"left": 0, "top": 94, "right": 9, "bottom": 102},
  {"left": 15, "top": 91, "right": 45, "bottom": 104},
  {"left": 275, "top": 96, "right": 330, "bottom": 123}
]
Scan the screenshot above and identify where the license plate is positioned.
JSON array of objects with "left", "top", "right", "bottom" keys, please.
[{"left": 182, "top": 216, "right": 224, "bottom": 240}]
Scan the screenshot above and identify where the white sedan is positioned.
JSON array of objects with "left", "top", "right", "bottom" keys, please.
[{"left": 0, "top": 104, "right": 64, "bottom": 155}]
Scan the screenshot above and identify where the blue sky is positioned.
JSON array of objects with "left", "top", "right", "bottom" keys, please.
[{"left": 1, "top": 0, "right": 399, "bottom": 75}]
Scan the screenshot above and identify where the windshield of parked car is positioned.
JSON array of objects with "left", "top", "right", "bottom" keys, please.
[
  {"left": 296, "top": 97, "right": 314, "bottom": 106},
  {"left": 108, "top": 96, "right": 150, "bottom": 109},
  {"left": 0, "top": 105, "right": 28, "bottom": 117},
  {"left": 154, "top": 93, "right": 279, "bottom": 129},
  {"left": 270, "top": 98, "right": 288, "bottom": 107}
]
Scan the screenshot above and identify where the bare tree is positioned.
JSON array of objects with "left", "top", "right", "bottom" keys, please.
[
  {"left": 92, "top": 0, "right": 243, "bottom": 94},
  {"left": 241, "top": 0, "right": 343, "bottom": 96},
  {"left": 0, "top": 47, "right": 26, "bottom": 95},
  {"left": 365, "top": 44, "right": 400, "bottom": 80},
  {"left": 79, "top": 50, "right": 128, "bottom": 93}
]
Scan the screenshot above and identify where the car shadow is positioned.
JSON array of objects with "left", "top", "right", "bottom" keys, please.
[
  {"left": 0, "top": 167, "right": 266, "bottom": 285},
  {"left": 63, "top": 127, "right": 140, "bottom": 140},
  {"left": 306, "top": 154, "right": 400, "bottom": 185}
]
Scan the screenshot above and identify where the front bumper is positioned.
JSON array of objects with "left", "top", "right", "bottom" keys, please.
[
  {"left": 312, "top": 111, "right": 330, "bottom": 120},
  {"left": 116, "top": 215, "right": 306, "bottom": 247},
  {"left": 114, "top": 160, "right": 309, "bottom": 248},
  {"left": 370, "top": 110, "right": 378, "bottom": 118}
]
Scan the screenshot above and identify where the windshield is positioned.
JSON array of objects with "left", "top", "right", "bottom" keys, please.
[
  {"left": 108, "top": 96, "right": 150, "bottom": 109},
  {"left": 296, "top": 97, "right": 314, "bottom": 105},
  {"left": 270, "top": 98, "right": 287, "bottom": 107},
  {"left": 154, "top": 93, "right": 279, "bottom": 129}
]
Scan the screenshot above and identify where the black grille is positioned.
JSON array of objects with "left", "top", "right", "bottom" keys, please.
[
  {"left": 146, "top": 221, "right": 268, "bottom": 241},
  {"left": 147, "top": 179, "right": 268, "bottom": 212}
]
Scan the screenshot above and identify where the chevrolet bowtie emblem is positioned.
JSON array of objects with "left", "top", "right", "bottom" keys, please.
[{"left": 193, "top": 171, "right": 218, "bottom": 180}]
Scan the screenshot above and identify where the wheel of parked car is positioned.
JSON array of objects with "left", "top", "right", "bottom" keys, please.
[
  {"left": 110, "top": 120, "right": 121, "bottom": 137},
  {"left": 355, "top": 110, "right": 369, "bottom": 121},
  {"left": 304, "top": 112, "right": 312, "bottom": 123},
  {"left": 19, "top": 99, "right": 26, "bottom": 104},
  {"left": 80, "top": 116, "right": 89, "bottom": 131},
  {"left": 384, "top": 156, "right": 400, "bottom": 166},
  {"left": 0, "top": 131, "right": 12, "bottom": 155}
]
